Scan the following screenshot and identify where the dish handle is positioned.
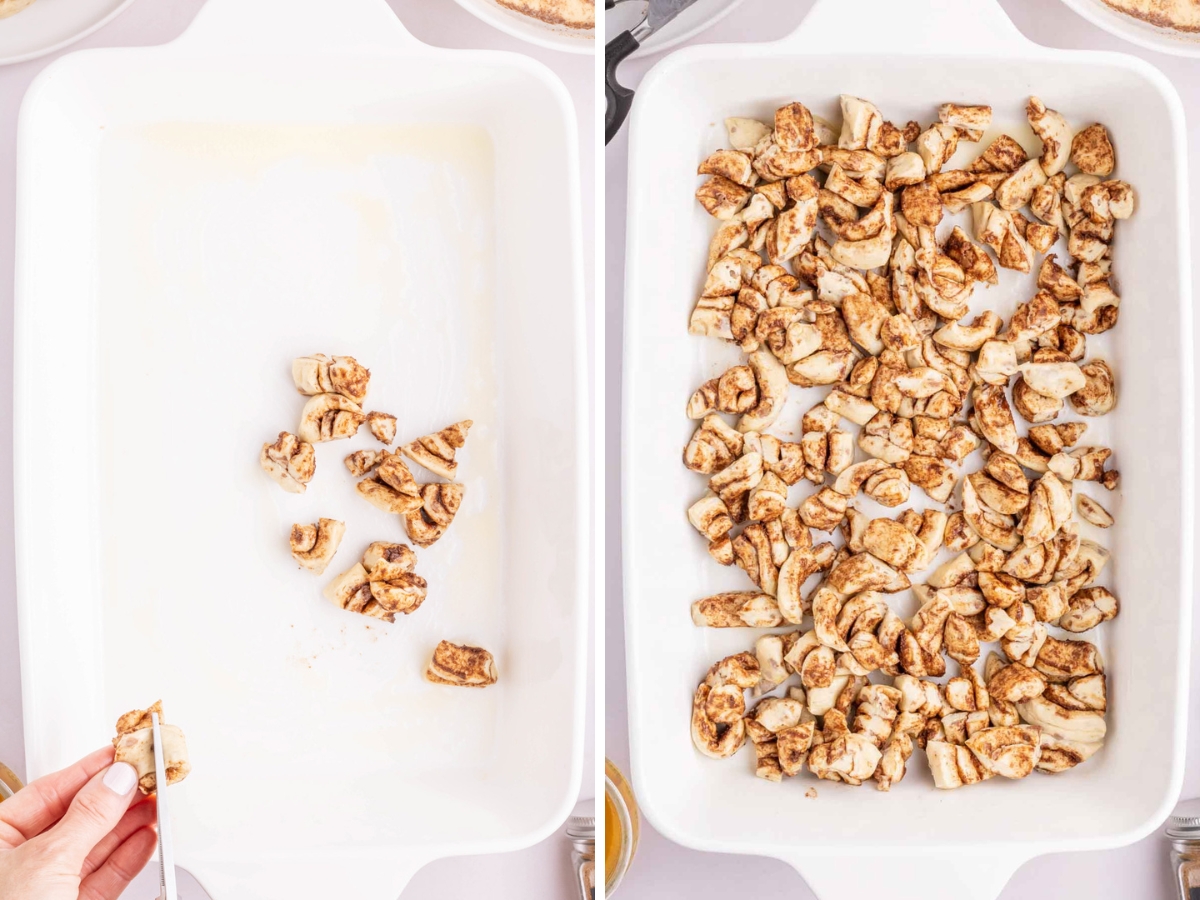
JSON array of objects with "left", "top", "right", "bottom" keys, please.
[
  {"left": 172, "top": 0, "right": 421, "bottom": 55},
  {"left": 781, "top": 0, "right": 1029, "bottom": 56},
  {"left": 187, "top": 854, "right": 426, "bottom": 900},
  {"left": 783, "top": 851, "right": 1026, "bottom": 900}
]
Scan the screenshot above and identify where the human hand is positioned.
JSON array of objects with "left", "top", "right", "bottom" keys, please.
[{"left": 0, "top": 746, "right": 157, "bottom": 900}]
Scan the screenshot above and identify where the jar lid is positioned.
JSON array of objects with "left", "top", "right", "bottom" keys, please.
[
  {"left": 566, "top": 815, "right": 595, "bottom": 839},
  {"left": 1166, "top": 798, "right": 1200, "bottom": 837}
]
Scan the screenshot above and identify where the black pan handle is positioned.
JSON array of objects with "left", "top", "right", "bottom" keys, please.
[{"left": 605, "top": 29, "right": 640, "bottom": 145}]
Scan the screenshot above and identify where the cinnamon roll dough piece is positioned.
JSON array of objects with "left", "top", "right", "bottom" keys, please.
[
  {"left": 425, "top": 641, "right": 498, "bottom": 687},
  {"left": 0, "top": 0, "right": 37, "bottom": 18},
  {"left": 356, "top": 452, "right": 423, "bottom": 514},
  {"left": 292, "top": 354, "right": 371, "bottom": 404},
  {"left": 298, "top": 393, "right": 366, "bottom": 443},
  {"left": 366, "top": 411, "right": 397, "bottom": 445},
  {"left": 260, "top": 432, "right": 316, "bottom": 493},
  {"left": 1102, "top": 0, "right": 1200, "bottom": 31},
  {"left": 289, "top": 518, "right": 346, "bottom": 575},
  {"left": 401, "top": 420, "right": 473, "bottom": 480},
  {"left": 403, "top": 483, "right": 465, "bottom": 547},
  {"left": 495, "top": 0, "right": 593, "bottom": 29},
  {"left": 112, "top": 701, "right": 191, "bottom": 795}
]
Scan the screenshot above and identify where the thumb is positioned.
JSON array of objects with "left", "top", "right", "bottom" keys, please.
[{"left": 40, "top": 762, "right": 140, "bottom": 862}]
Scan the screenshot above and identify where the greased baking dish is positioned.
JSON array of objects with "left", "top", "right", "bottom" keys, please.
[
  {"left": 621, "top": 0, "right": 1192, "bottom": 897},
  {"left": 15, "top": 0, "right": 587, "bottom": 896}
]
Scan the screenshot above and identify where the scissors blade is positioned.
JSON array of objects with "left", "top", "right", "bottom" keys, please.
[
  {"left": 646, "top": 0, "right": 703, "bottom": 32},
  {"left": 151, "top": 713, "right": 178, "bottom": 900}
]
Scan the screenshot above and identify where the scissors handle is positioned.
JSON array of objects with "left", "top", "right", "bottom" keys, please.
[{"left": 604, "top": 29, "right": 640, "bottom": 144}]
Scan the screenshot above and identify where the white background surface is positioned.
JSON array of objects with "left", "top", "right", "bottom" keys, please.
[
  {"left": 605, "top": 1, "right": 1199, "bottom": 898},
  {"left": 0, "top": 1, "right": 595, "bottom": 898}
]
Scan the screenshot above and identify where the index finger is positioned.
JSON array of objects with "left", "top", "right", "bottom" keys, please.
[{"left": 0, "top": 746, "right": 116, "bottom": 845}]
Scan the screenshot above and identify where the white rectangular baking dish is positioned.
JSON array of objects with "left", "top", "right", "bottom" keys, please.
[
  {"left": 14, "top": 0, "right": 587, "bottom": 897},
  {"left": 622, "top": 0, "right": 1193, "bottom": 897}
]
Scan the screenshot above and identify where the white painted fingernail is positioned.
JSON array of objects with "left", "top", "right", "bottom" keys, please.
[{"left": 103, "top": 762, "right": 137, "bottom": 795}]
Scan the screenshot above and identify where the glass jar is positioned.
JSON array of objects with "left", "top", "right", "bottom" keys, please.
[
  {"left": 0, "top": 762, "right": 23, "bottom": 803},
  {"left": 1167, "top": 798, "right": 1200, "bottom": 899},
  {"left": 604, "top": 759, "right": 640, "bottom": 896},
  {"left": 565, "top": 811, "right": 596, "bottom": 900}
]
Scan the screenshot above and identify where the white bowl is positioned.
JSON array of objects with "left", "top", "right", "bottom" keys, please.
[
  {"left": 451, "top": 0, "right": 594, "bottom": 55},
  {"left": 0, "top": 0, "right": 136, "bottom": 66},
  {"left": 1059, "top": 0, "right": 1200, "bottom": 57}
]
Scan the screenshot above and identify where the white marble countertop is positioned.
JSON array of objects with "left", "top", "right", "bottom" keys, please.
[
  {"left": 0, "top": 1, "right": 595, "bottom": 897},
  {"left": 604, "top": 1, "right": 1200, "bottom": 897}
]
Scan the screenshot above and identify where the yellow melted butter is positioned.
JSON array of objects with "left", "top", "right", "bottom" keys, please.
[{"left": 604, "top": 789, "right": 621, "bottom": 886}]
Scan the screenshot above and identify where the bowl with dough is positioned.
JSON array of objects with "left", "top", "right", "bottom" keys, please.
[
  {"left": 451, "top": 0, "right": 594, "bottom": 55},
  {"left": 1058, "top": 0, "right": 1200, "bottom": 57},
  {"left": 0, "top": 0, "right": 138, "bottom": 66}
]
